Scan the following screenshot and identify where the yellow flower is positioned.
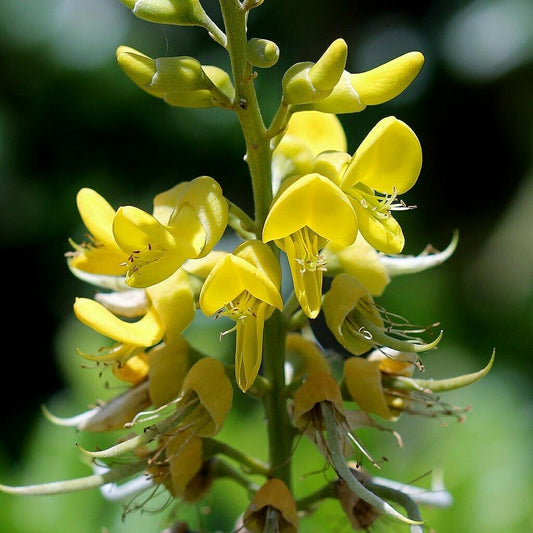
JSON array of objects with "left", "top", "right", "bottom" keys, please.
[
  {"left": 322, "top": 273, "right": 442, "bottom": 356},
  {"left": 199, "top": 240, "right": 283, "bottom": 392},
  {"left": 271, "top": 110, "right": 347, "bottom": 192},
  {"left": 263, "top": 173, "right": 357, "bottom": 318},
  {"left": 73, "top": 268, "right": 196, "bottom": 370},
  {"left": 67, "top": 188, "right": 129, "bottom": 276},
  {"left": 282, "top": 39, "right": 348, "bottom": 105},
  {"left": 336, "top": 116, "right": 422, "bottom": 254},
  {"left": 113, "top": 176, "right": 228, "bottom": 288},
  {"left": 305, "top": 51, "right": 424, "bottom": 114},
  {"left": 344, "top": 351, "right": 419, "bottom": 421}
]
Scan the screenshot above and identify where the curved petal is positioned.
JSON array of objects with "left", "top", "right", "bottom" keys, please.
[
  {"left": 74, "top": 297, "right": 164, "bottom": 347},
  {"left": 263, "top": 173, "right": 357, "bottom": 245},
  {"left": 76, "top": 188, "right": 122, "bottom": 252},
  {"left": 352, "top": 198, "right": 405, "bottom": 254},
  {"left": 113, "top": 206, "right": 175, "bottom": 253},
  {"left": 341, "top": 117, "right": 422, "bottom": 195},
  {"left": 145, "top": 268, "right": 196, "bottom": 340},
  {"left": 278, "top": 110, "right": 347, "bottom": 156},
  {"left": 171, "top": 176, "right": 228, "bottom": 257},
  {"left": 199, "top": 254, "right": 282, "bottom": 315}
]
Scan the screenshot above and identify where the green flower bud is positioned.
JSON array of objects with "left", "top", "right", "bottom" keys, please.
[
  {"left": 246, "top": 38, "right": 280, "bottom": 68},
  {"left": 119, "top": 0, "right": 211, "bottom": 27},
  {"left": 282, "top": 39, "right": 347, "bottom": 104},
  {"left": 116, "top": 46, "right": 234, "bottom": 108},
  {"left": 308, "top": 38, "right": 347, "bottom": 91}
]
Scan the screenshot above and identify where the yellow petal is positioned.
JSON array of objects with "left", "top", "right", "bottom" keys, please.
[
  {"left": 351, "top": 51, "right": 424, "bottom": 106},
  {"left": 341, "top": 117, "right": 422, "bottom": 195},
  {"left": 152, "top": 182, "right": 190, "bottom": 223},
  {"left": 74, "top": 297, "right": 164, "bottom": 346},
  {"left": 322, "top": 274, "right": 383, "bottom": 355},
  {"left": 148, "top": 338, "right": 191, "bottom": 408},
  {"left": 180, "top": 357, "right": 233, "bottom": 437},
  {"left": 351, "top": 197, "right": 405, "bottom": 254},
  {"left": 308, "top": 38, "right": 348, "bottom": 92},
  {"left": 112, "top": 352, "right": 150, "bottom": 385},
  {"left": 344, "top": 357, "right": 394, "bottom": 420},
  {"left": 263, "top": 173, "right": 357, "bottom": 245},
  {"left": 199, "top": 253, "right": 282, "bottom": 316},
  {"left": 292, "top": 372, "right": 344, "bottom": 429},
  {"left": 167, "top": 429, "right": 203, "bottom": 499},
  {"left": 234, "top": 303, "right": 268, "bottom": 392},
  {"left": 280, "top": 232, "right": 323, "bottom": 319},
  {"left": 145, "top": 268, "right": 196, "bottom": 341},
  {"left": 68, "top": 247, "right": 127, "bottom": 277},
  {"left": 285, "top": 333, "right": 331, "bottom": 383},
  {"left": 170, "top": 176, "right": 228, "bottom": 257},
  {"left": 76, "top": 188, "right": 122, "bottom": 251},
  {"left": 243, "top": 479, "right": 298, "bottom": 533}
]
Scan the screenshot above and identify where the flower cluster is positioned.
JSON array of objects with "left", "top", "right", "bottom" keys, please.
[{"left": 1, "top": 1, "right": 494, "bottom": 532}]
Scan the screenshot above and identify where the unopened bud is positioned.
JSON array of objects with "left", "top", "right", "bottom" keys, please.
[
  {"left": 246, "top": 38, "right": 280, "bottom": 68},
  {"left": 282, "top": 39, "right": 347, "bottom": 104},
  {"left": 119, "top": 0, "right": 211, "bottom": 28}
]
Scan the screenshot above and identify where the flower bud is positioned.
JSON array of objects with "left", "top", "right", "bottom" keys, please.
[
  {"left": 119, "top": 0, "right": 212, "bottom": 28},
  {"left": 116, "top": 46, "right": 234, "bottom": 108},
  {"left": 282, "top": 39, "right": 347, "bottom": 104},
  {"left": 308, "top": 51, "right": 424, "bottom": 114},
  {"left": 246, "top": 38, "right": 280, "bottom": 68}
]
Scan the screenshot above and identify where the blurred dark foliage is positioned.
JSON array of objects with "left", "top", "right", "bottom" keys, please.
[{"left": 0, "top": 0, "right": 531, "bottom": 460}]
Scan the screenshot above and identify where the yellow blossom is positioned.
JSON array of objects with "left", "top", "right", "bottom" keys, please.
[
  {"left": 335, "top": 116, "right": 423, "bottom": 254},
  {"left": 263, "top": 173, "right": 357, "bottom": 318},
  {"left": 305, "top": 51, "right": 424, "bottom": 114},
  {"left": 113, "top": 176, "right": 228, "bottom": 288},
  {"left": 73, "top": 268, "right": 196, "bottom": 370},
  {"left": 271, "top": 110, "right": 347, "bottom": 192},
  {"left": 199, "top": 240, "right": 283, "bottom": 392},
  {"left": 322, "top": 273, "right": 442, "bottom": 355}
]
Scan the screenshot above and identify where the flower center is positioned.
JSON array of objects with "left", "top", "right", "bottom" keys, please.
[
  {"left": 125, "top": 242, "right": 165, "bottom": 273},
  {"left": 350, "top": 185, "right": 414, "bottom": 220},
  {"left": 293, "top": 227, "right": 327, "bottom": 274},
  {"left": 217, "top": 291, "right": 260, "bottom": 323}
]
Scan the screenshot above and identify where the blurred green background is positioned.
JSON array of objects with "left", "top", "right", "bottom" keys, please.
[{"left": 0, "top": 0, "right": 532, "bottom": 532}]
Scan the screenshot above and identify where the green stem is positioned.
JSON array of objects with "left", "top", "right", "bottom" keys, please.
[
  {"left": 296, "top": 482, "right": 337, "bottom": 511},
  {"left": 262, "top": 310, "right": 293, "bottom": 488},
  {"left": 219, "top": 0, "right": 273, "bottom": 228},
  {"left": 219, "top": 0, "right": 293, "bottom": 490},
  {"left": 207, "top": 439, "right": 270, "bottom": 476}
]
